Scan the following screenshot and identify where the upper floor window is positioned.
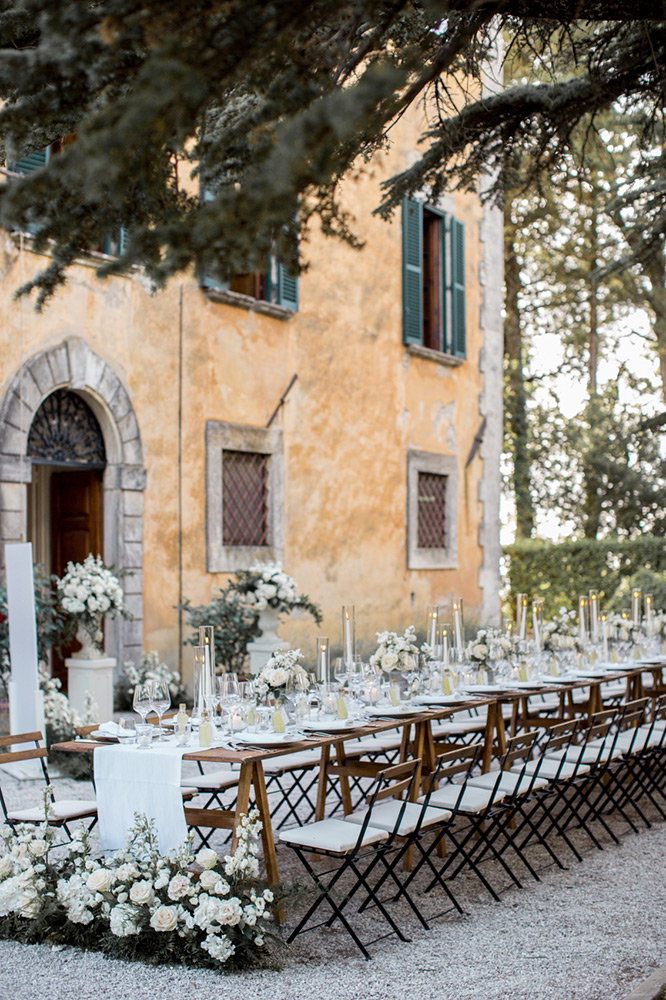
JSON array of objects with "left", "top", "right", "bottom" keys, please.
[{"left": 402, "top": 198, "right": 465, "bottom": 359}]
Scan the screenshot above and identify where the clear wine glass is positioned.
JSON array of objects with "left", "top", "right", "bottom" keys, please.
[
  {"left": 133, "top": 682, "right": 154, "bottom": 726},
  {"left": 152, "top": 680, "right": 171, "bottom": 741}
]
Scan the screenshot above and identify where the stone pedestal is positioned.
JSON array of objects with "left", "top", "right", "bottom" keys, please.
[
  {"left": 66, "top": 656, "right": 115, "bottom": 722},
  {"left": 247, "top": 608, "right": 288, "bottom": 675}
]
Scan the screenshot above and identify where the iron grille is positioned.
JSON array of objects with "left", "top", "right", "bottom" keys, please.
[
  {"left": 417, "top": 471, "right": 447, "bottom": 548},
  {"left": 27, "top": 389, "right": 107, "bottom": 468},
  {"left": 222, "top": 450, "right": 269, "bottom": 546}
]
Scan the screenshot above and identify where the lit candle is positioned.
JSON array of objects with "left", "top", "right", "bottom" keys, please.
[
  {"left": 504, "top": 618, "right": 514, "bottom": 639},
  {"left": 589, "top": 591, "right": 599, "bottom": 641},
  {"left": 601, "top": 613, "right": 609, "bottom": 662},
  {"left": 426, "top": 606, "right": 438, "bottom": 650},
  {"left": 342, "top": 606, "right": 355, "bottom": 664},
  {"left": 316, "top": 636, "right": 330, "bottom": 684},
  {"left": 632, "top": 588, "right": 641, "bottom": 626},
  {"left": 453, "top": 599, "right": 464, "bottom": 650},
  {"left": 516, "top": 593, "right": 527, "bottom": 640},
  {"left": 579, "top": 596, "right": 588, "bottom": 644},
  {"left": 646, "top": 594, "right": 654, "bottom": 635},
  {"left": 441, "top": 624, "right": 451, "bottom": 669},
  {"left": 532, "top": 601, "right": 541, "bottom": 652}
]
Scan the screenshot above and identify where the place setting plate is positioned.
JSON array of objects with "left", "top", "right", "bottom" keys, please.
[
  {"left": 411, "top": 693, "right": 470, "bottom": 706},
  {"left": 229, "top": 732, "right": 304, "bottom": 748},
  {"left": 300, "top": 719, "right": 367, "bottom": 734},
  {"left": 365, "top": 704, "right": 425, "bottom": 718}
]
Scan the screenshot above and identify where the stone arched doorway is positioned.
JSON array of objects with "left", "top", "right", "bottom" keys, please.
[{"left": 0, "top": 337, "right": 145, "bottom": 673}]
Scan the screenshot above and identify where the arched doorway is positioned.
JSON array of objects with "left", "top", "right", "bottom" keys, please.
[
  {"left": 26, "top": 390, "right": 107, "bottom": 685},
  {"left": 0, "top": 338, "right": 146, "bottom": 677}
]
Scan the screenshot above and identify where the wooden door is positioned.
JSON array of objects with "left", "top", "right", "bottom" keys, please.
[{"left": 50, "top": 469, "right": 103, "bottom": 687}]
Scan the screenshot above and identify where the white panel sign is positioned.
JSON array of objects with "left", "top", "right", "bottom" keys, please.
[{"left": 6, "top": 543, "right": 44, "bottom": 740}]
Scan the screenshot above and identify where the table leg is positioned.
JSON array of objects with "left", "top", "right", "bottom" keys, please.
[
  {"left": 482, "top": 703, "right": 505, "bottom": 772},
  {"left": 334, "top": 740, "right": 353, "bottom": 816},
  {"left": 314, "top": 744, "right": 331, "bottom": 822},
  {"left": 250, "top": 762, "right": 280, "bottom": 891},
  {"left": 230, "top": 760, "right": 253, "bottom": 853}
]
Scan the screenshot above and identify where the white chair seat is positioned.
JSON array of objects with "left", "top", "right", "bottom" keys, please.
[
  {"left": 181, "top": 769, "right": 239, "bottom": 790},
  {"left": 512, "top": 757, "right": 590, "bottom": 780},
  {"left": 419, "top": 783, "right": 504, "bottom": 813},
  {"left": 345, "top": 736, "right": 402, "bottom": 755},
  {"left": 344, "top": 800, "right": 451, "bottom": 836},
  {"left": 262, "top": 751, "right": 319, "bottom": 773},
  {"left": 433, "top": 721, "right": 486, "bottom": 736},
  {"left": 9, "top": 799, "right": 97, "bottom": 823},
  {"left": 468, "top": 770, "right": 549, "bottom": 796},
  {"left": 279, "top": 818, "right": 388, "bottom": 854},
  {"left": 547, "top": 744, "right": 613, "bottom": 765}
]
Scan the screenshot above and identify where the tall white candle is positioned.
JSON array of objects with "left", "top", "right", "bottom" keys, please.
[
  {"left": 632, "top": 588, "right": 641, "bottom": 626},
  {"left": 589, "top": 591, "right": 599, "bottom": 641},
  {"left": 441, "top": 625, "right": 450, "bottom": 668},
  {"left": 579, "top": 596, "right": 588, "bottom": 644},
  {"left": 601, "top": 615, "right": 609, "bottom": 662},
  {"left": 532, "top": 602, "right": 541, "bottom": 652},
  {"left": 342, "top": 606, "right": 355, "bottom": 664},
  {"left": 317, "top": 636, "right": 330, "bottom": 684},
  {"left": 453, "top": 600, "right": 464, "bottom": 650},
  {"left": 426, "top": 606, "right": 438, "bottom": 650},
  {"left": 516, "top": 593, "right": 527, "bottom": 640},
  {"left": 646, "top": 594, "right": 654, "bottom": 635}
]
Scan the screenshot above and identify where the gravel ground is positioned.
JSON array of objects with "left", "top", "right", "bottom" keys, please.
[{"left": 0, "top": 765, "right": 664, "bottom": 1000}]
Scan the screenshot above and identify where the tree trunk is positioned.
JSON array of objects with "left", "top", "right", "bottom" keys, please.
[{"left": 504, "top": 210, "right": 535, "bottom": 539}]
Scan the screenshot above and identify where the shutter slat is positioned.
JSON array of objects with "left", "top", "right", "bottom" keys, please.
[
  {"left": 8, "top": 147, "right": 50, "bottom": 175},
  {"left": 450, "top": 218, "right": 466, "bottom": 358},
  {"left": 277, "top": 262, "right": 298, "bottom": 311},
  {"left": 402, "top": 198, "right": 423, "bottom": 345}
]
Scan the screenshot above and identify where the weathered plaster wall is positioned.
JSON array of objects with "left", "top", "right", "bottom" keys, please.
[{"left": 0, "top": 96, "right": 500, "bottom": 674}]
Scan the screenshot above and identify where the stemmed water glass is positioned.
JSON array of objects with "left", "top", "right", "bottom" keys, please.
[
  {"left": 152, "top": 680, "right": 171, "bottom": 741},
  {"left": 132, "top": 682, "right": 154, "bottom": 732}
]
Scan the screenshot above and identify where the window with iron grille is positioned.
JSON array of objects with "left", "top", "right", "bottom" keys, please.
[
  {"left": 222, "top": 450, "right": 269, "bottom": 546},
  {"left": 417, "top": 471, "right": 447, "bottom": 548}
]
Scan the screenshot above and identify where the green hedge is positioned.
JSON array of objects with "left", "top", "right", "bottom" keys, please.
[{"left": 503, "top": 537, "right": 666, "bottom": 618}]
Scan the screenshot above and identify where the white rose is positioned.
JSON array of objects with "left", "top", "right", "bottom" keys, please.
[
  {"left": 261, "top": 584, "right": 277, "bottom": 599},
  {"left": 217, "top": 898, "right": 243, "bottom": 926},
  {"left": 196, "top": 848, "right": 219, "bottom": 870},
  {"left": 109, "top": 903, "right": 140, "bottom": 937},
  {"left": 129, "top": 880, "right": 154, "bottom": 905},
  {"left": 150, "top": 905, "right": 178, "bottom": 932},
  {"left": 28, "top": 840, "right": 48, "bottom": 858},
  {"left": 87, "top": 868, "right": 113, "bottom": 893},
  {"left": 381, "top": 651, "right": 398, "bottom": 670},
  {"left": 268, "top": 667, "right": 288, "bottom": 687},
  {"left": 199, "top": 870, "right": 223, "bottom": 892}
]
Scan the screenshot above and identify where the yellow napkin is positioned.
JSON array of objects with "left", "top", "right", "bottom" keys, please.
[
  {"left": 388, "top": 685, "right": 400, "bottom": 707},
  {"left": 550, "top": 660, "right": 558, "bottom": 677},
  {"left": 442, "top": 676, "right": 452, "bottom": 695},
  {"left": 519, "top": 666, "right": 528, "bottom": 683},
  {"left": 271, "top": 711, "right": 285, "bottom": 733}
]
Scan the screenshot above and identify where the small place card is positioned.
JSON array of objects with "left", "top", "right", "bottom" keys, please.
[{"left": 272, "top": 711, "right": 285, "bottom": 733}]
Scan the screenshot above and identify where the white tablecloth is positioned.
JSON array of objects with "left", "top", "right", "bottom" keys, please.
[{"left": 94, "top": 741, "right": 192, "bottom": 854}]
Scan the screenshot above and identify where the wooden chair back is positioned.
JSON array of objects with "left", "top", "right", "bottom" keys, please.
[{"left": 0, "top": 731, "right": 48, "bottom": 767}]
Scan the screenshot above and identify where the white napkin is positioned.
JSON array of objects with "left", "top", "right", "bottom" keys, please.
[
  {"left": 94, "top": 743, "right": 190, "bottom": 854},
  {"left": 97, "top": 721, "right": 119, "bottom": 736}
]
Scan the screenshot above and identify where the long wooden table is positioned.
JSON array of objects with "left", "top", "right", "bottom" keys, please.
[{"left": 53, "top": 660, "right": 662, "bottom": 886}]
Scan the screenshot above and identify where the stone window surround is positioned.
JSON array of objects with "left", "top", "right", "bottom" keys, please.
[
  {"left": 0, "top": 337, "right": 146, "bottom": 670},
  {"left": 406, "top": 449, "right": 458, "bottom": 571},
  {"left": 206, "top": 420, "right": 284, "bottom": 573}
]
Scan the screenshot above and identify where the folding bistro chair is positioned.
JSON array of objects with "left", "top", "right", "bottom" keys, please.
[
  {"left": 0, "top": 732, "right": 97, "bottom": 838},
  {"left": 279, "top": 758, "right": 422, "bottom": 959}
]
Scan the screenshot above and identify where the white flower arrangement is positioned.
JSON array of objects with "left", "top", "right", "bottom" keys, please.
[
  {"left": 466, "top": 627, "right": 515, "bottom": 666},
  {"left": 255, "top": 648, "right": 309, "bottom": 697},
  {"left": 0, "top": 809, "right": 275, "bottom": 970},
  {"left": 122, "top": 650, "right": 186, "bottom": 704},
  {"left": 57, "top": 554, "right": 129, "bottom": 647},
  {"left": 606, "top": 613, "right": 646, "bottom": 644},
  {"left": 369, "top": 626, "right": 428, "bottom": 672},
  {"left": 228, "top": 562, "right": 321, "bottom": 625},
  {"left": 542, "top": 607, "right": 580, "bottom": 652}
]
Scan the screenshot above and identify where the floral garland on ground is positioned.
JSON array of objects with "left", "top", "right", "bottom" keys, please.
[
  {"left": 0, "top": 801, "right": 276, "bottom": 970},
  {"left": 370, "top": 626, "right": 429, "bottom": 672}
]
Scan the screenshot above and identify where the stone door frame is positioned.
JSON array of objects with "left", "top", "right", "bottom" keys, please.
[{"left": 0, "top": 337, "right": 145, "bottom": 670}]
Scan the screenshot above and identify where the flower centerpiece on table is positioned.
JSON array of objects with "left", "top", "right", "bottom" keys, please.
[
  {"left": 57, "top": 554, "right": 130, "bottom": 658},
  {"left": 229, "top": 562, "right": 322, "bottom": 626},
  {"left": 255, "top": 648, "right": 310, "bottom": 703},
  {"left": 466, "top": 627, "right": 515, "bottom": 668},
  {"left": 542, "top": 608, "right": 581, "bottom": 653},
  {"left": 369, "top": 625, "right": 429, "bottom": 673},
  {"left": 606, "top": 612, "right": 647, "bottom": 647}
]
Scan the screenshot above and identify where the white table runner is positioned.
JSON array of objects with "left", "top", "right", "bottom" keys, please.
[{"left": 95, "top": 741, "right": 191, "bottom": 854}]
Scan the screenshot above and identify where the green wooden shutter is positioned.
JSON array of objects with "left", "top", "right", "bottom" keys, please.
[
  {"left": 8, "top": 147, "right": 50, "bottom": 175},
  {"left": 402, "top": 198, "right": 423, "bottom": 345},
  {"left": 276, "top": 262, "right": 298, "bottom": 311},
  {"left": 118, "top": 227, "right": 129, "bottom": 255},
  {"left": 450, "top": 217, "right": 466, "bottom": 358}
]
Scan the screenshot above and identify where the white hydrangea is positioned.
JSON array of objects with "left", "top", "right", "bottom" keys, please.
[{"left": 109, "top": 902, "right": 141, "bottom": 937}]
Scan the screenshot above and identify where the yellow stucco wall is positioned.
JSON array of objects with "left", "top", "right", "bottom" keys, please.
[{"left": 0, "top": 99, "right": 495, "bottom": 673}]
